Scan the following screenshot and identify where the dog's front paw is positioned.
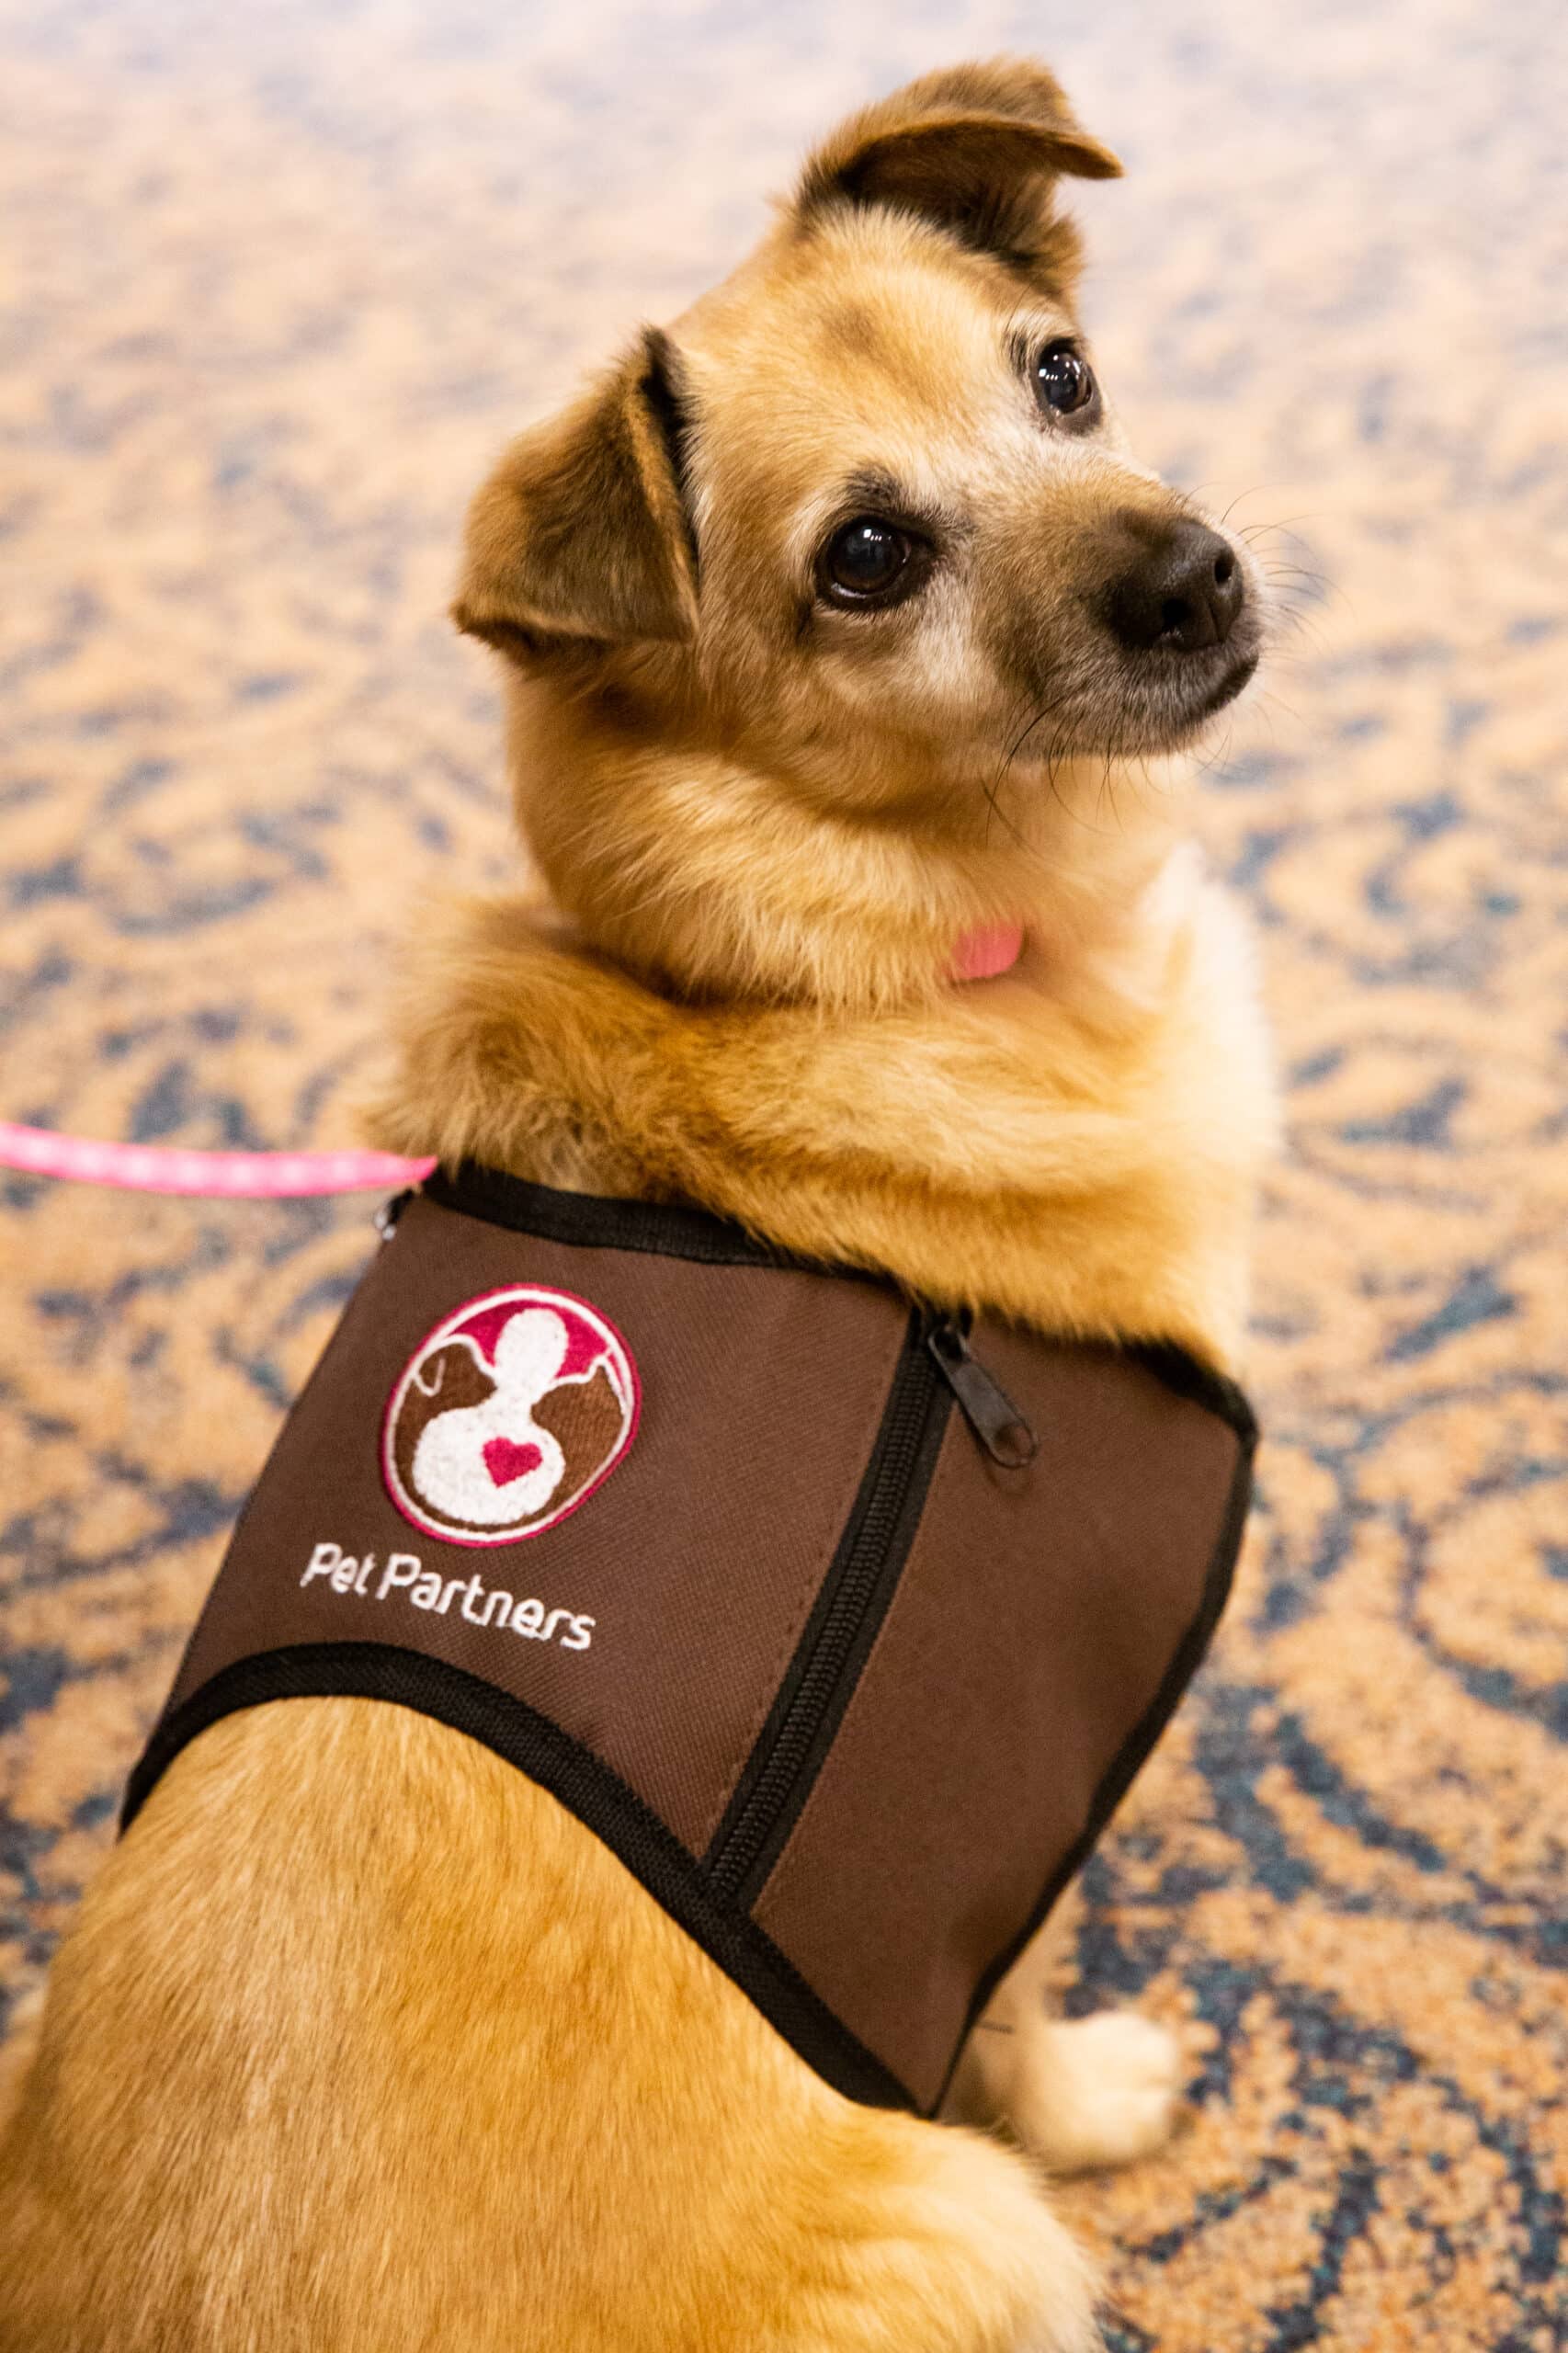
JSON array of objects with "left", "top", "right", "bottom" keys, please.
[{"left": 983, "top": 2007, "right": 1186, "bottom": 2175}]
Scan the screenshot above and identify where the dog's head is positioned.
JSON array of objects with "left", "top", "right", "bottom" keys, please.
[{"left": 455, "top": 60, "right": 1265, "bottom": 1000}]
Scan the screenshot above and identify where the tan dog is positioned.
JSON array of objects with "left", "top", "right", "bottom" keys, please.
[{"left": 0, "top": 60, "right": 1276, "bottom": 2353}]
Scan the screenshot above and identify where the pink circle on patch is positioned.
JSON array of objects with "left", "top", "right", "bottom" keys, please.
[{"left": 381, "top": 1284, "right": 640, "bottom": 1546}]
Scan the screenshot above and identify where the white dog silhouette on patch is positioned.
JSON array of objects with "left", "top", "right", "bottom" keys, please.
[{"left": 411, "top": 1307, "right": 570, "bottom": 1529}]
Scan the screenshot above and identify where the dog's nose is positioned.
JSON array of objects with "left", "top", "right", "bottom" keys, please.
[{"left": 1106, "top": 519, "right": 1244, "bottom": 654}]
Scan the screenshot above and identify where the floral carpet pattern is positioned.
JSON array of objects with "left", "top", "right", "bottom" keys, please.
[{"left": 2, "top": 2, "right": 1565, "bottom": 2346}]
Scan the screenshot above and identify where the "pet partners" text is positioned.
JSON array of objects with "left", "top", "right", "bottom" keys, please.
[{"left": 301, "top": 1540, "right": 594, "bottom": 1649}]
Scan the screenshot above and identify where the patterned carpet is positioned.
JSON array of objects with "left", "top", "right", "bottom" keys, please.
[{"left": 2, "top": 2, "right": 1565, "bottom": 2345}]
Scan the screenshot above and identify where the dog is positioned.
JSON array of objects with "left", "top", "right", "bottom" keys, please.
[{"left": 0, "top": 58, "right": 1276, "bottom": 2353}]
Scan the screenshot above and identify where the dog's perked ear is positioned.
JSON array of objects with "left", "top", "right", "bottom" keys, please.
[
  {"left": 453, "top": 328, "right": 698, "bottom": 664},
  {"left": 795, "top": 57, "right": 1121, "bottom": 272}
]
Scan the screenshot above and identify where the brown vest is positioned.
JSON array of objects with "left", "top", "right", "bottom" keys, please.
[{"left": 124, "top": 1164, "right": 1256, "bottom": 2117}]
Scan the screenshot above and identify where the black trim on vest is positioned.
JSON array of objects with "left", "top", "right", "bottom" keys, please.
[
  {"left": 931, "top": 1409, "right": 1257, "bottom": 2115},
  {"left": 119, "top": 1643, "right": 919, "bottom": 2115},
  {"left": 426, "top": 1161, "right": 842, "bottom": 1277},
  {"left": 427, "top": 1165, "right": 1259, "bottom": 1443},
  {"left": 1130, "top": 1338, "right": 1257, "bottom": 1448}
]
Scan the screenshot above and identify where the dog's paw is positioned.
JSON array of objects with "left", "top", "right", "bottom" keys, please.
[{"left": 990, "top": 2007, "right": 1186, "bottom": 2175}]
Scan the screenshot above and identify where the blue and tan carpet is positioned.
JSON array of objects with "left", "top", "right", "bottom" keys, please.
[{"left": 2, "top": 3, "right": 1565, "bottom": 2344}]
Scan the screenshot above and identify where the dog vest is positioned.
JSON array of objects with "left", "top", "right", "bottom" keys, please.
[{"left": 123, "top": 1163, "right": 1256, "bottom": 2117}]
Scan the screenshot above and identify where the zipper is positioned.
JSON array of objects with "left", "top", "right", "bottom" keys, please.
[
  {"left": 706, "top": 1310, "right": 1035, "bottom": 1906},
  {"left": 706, "top": 1309, "right": 949, "bottom": 1903}
]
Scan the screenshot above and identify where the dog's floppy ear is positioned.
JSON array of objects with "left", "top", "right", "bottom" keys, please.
[
  {"left": 453, "top": 327, "right": 697, "bottom": 664},
  {"left": 796, "top": 57, "right": 1120, "bottom": 267}
]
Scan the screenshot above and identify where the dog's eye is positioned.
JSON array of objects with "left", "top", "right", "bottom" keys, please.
[
  {"left": 1032, "top": 339, "right": 1096, "bottom": 419},
  {"left": 820, "top": 517, "right": 917, "bottom": 607}
]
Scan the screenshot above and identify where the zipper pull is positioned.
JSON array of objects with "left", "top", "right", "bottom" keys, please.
[{"left": 926, "top": 1318, "right": 1038, "bottom": 1469}]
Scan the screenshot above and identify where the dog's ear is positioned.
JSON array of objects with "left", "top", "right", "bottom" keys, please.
[
  {"left": 453, "top": 327, "right": 698, "bottom": 664},
  {"left": 796, "top": 58, "right": 1120, "bottom": 268}
]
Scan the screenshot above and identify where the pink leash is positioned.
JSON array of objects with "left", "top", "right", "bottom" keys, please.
[{"left": 0, "top": 1121, "right": 436, "bottom": 1198}]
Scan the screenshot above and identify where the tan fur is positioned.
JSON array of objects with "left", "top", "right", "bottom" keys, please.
[
  {"left": 0, "top": 58, "right": 1275, "bottom": 2353},
  {"left": 1, "top": 1708, "right": 1099, "bottom": 2353}
]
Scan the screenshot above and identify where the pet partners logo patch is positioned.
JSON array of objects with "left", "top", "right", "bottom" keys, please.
[{"left": 381, "top": 1284, "right": 639, "bottom": 1545}]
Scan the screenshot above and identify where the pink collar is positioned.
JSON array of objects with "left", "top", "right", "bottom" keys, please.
[{"left": 949, "top": 923, "right": 1025, "bottom": 983}]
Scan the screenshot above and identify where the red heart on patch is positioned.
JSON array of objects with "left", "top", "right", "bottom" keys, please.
[{"left": 483, "top": 1436, "right": 544, "bottom": 1488}]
